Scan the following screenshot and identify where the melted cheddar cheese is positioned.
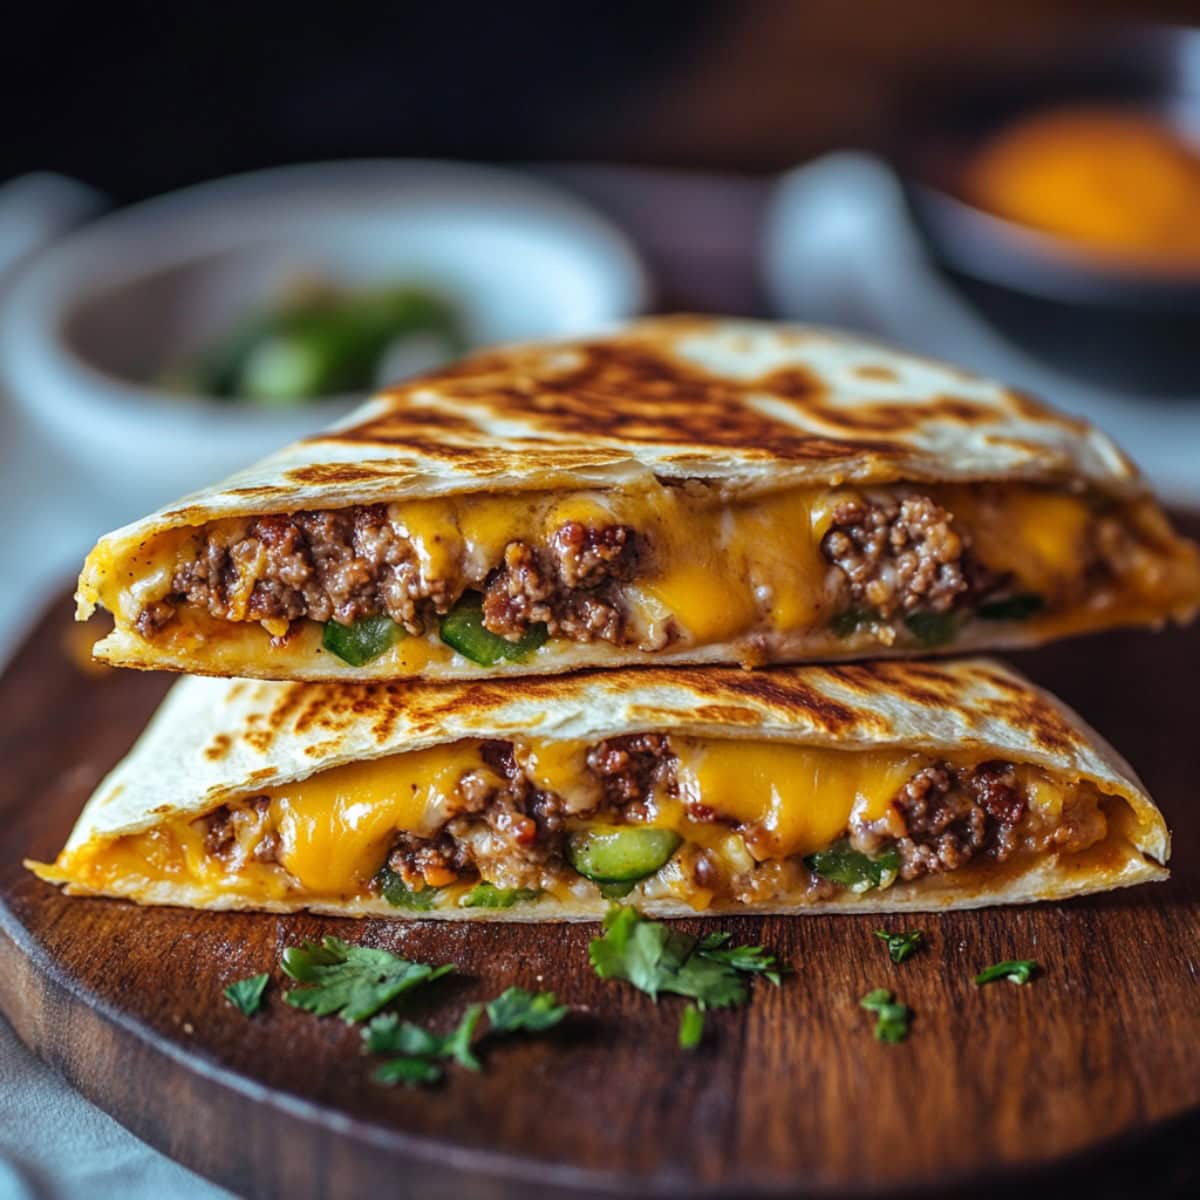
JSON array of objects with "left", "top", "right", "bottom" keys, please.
[
  {"left": 34, "top": 734, "right": 1100, "bottom": 911},
  {"left": 267, "top": 744, "right": 492, "bottom": 893},
  {"left": 669, "top": 739, "right": 926, "bottom": 860}
]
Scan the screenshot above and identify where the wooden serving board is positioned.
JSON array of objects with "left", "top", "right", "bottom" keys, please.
[{"left": 2, "top": 560, "right": 1200, "bottom": 1200}]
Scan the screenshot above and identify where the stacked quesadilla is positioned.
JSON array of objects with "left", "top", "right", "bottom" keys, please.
[
  {"left": 32, "top": 317, "right": 1196, "bottom": 915},
  {"left": 78, "top": 316, "right": 1200, "bottom": 681},
  {"left": 30, "top": 661, "right": 1167, "bottom": 916}
]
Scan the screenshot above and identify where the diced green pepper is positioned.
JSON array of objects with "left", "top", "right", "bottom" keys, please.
[
  {"left": 598, "top": 880, "right": 638, "bottom": 900},
  {"left": 322, "top": 615, "right": 405, "bottom": 666},
  {"left": 976, "top": 593, "right": 1044, "bottom": 621},
  {"left": 804, "top": 841, "right": 900, "bottom": 893},
  {"left": 376, "top": 867, "right": 440, "bottom": 910},
  {"left": 832, "top": 607, "right": 879, "bottom": 638},
  {"left": 566, "top": 826, "right": 682, "bottom": 885},
  {"left": 439, "top": 593, "right": 548, "bottom": 665},
  {"left": 903, "top": 610, "right": 958, "bottom": 647},
  {"left": 458, "top": 883, "right": 540, "bottom": 909}
]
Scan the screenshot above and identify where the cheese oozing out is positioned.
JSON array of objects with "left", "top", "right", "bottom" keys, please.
[
  {"left": 35, "top": 734, "right": 1116, "bottom": 911},
  {"left": 78, "top": 480, "right": 1200, "bottom": 676}
]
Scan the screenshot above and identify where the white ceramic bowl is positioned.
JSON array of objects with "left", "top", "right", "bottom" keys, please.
[{"left": 0, "top": 160, "right": 649, "bottom": 506}]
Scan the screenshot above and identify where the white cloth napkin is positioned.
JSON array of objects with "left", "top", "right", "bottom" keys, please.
[
  {"left": 0, "top": 1015, "right": 231, "bottom": 1200},
  {"left": 761, "top": 152, "right": 1200, "bottom": 507}
]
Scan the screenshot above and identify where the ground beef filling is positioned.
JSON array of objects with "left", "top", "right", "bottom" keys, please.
[
  {"left": 384, "top": 735, "right": 678, "bottom": 890},
  {"left": 585, "top": 733, "right": 676, "bottom": 817},
  {"left": 886, "top": 761, "right": 1028, "bottom": 880},
  {"left": 153, "top": 506, "right": 640, "bottom": 646},
  {"left": 821, "top": 491, "right": 997, "bottom": 620},
  {"left": 479, "top": 523, "right": 637, "bottom": 643},
  {"left": 196, "top": 746, "right": 1106, "bottom": 898}
]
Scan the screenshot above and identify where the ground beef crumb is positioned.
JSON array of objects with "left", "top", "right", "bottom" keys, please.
[
  {"left": 385, "top": 831, "right": 472, "bottom": 889},
  {"left": 889, "top": 761, "right": 1027, "bottom": 880},
  {"left": 480, "top": 525, "right": 638, "bottom": 645},
  {"left": 821, "top": 492, "right": 978, "bottom": 618},
  {"left": 201, "top": 798, "right": 277, "bottom": 866},
  {"left": 386, "top": 749, "right": 570, "bottom": 889},
  {"left": 135, "top": 601, "right": 177, "bottom": 637},
  {"left": 172, "top": 505, "right": 445, "bottom": 634},
  {"left": 585, "top": 733, "right": 676, "bottom": 811}
]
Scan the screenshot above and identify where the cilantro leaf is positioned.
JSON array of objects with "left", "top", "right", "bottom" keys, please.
[
  {"left": 860, "top": 988, "right": 911, "bottom": 1044},
  {"left": 364, "top": 990, "right": 568, "bottom": 1088},
  {"left": 697, "top": 940, "right": 786, "bottom": 986},
  {"left": 281, "top": 937, "right": 453, "bottom": 1022},
  {"left": 371, "top": 1057, "right": 444, "bottom": 1087},
  {"left": 363, "top": 1013, "right": 443, "bottom": 1057},
  {"left": 363, "top": 1004, "right": 483, "bottom": 1085},
  {"left": 589, "top": 906, "right": 786, "bottom": 1009},
  {"left": 588, "top": 906, "right": 743, "bottom": 1006},
  {"left": 678, "top": 1003, "right": 704, "bottom": 1050},
  {"left": 443, "top": 1004, "right": 485, "bottom": 1071},
  {"left": 874, "top": 929, "right": 923, "bottom": 964},
  {"left": 458, "top": 883, "right": 540, "bottom": 909},
  {"left": 485, "top": 987, "right": 569, "bottom": 1035},
  {"left": 223, "top": 972, "right": 269, "bottom": 1017},
  {"left": 974, "top": 959, "right": 1039, "bottom": 986}
]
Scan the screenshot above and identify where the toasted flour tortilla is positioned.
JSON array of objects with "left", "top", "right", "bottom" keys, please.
[
  {"left": 30, "top": 659, "right": 1169, "bottom": 918},
  {"left": 75, "top": 316, "right": 1200, "bottom": 680}
]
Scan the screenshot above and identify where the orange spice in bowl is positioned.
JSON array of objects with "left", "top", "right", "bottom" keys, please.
[{"left": 962, "top": 105, "right": 1200, "bottom": 268}]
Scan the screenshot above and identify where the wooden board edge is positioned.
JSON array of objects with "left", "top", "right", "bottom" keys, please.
[
  {"left": 0, "top": 905, "right": 637, "bottom": 1200},
  {"left": 6, "top": 891, "right": 1199, "bottom": 1200}
]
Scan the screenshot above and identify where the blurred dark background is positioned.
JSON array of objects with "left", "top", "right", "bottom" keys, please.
[{"left": 7, "top": 0, "right": 1200, "bottom": 202}]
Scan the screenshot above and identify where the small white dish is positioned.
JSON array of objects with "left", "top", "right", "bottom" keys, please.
[{"left": 0, "top": 160, "right": 649, "bottom": 506}]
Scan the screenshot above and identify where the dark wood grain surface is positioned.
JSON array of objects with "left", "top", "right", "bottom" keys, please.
[{"left": 1, "top": 541, "right": 1199, "bottom": 1198}]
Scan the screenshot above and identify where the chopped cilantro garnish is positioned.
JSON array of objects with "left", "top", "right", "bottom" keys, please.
[
  {"left": 874, "top": 929, "right": 923, "bottom": 964},
  {"left": 281, "top": 936, "right": 453, "bottom": 1022},
  {"left": 588, "top": 906, "right": 786, "bottom": 1009},
  {"left": 376, "top": 866, "right": 440, "bottom": 910},
  {"left": 977, "top": 593, "right": 1044, "bottom": 622},
  {"left": 695, "top": 932, "right": 785, "bottom": 985},
  {"left": 364, "top": 988, "right": 567, "bottom": 1087},
  {"left": 458, "top": 883, "right": 540, "bottom": 909},
  {"left": 904, "top": 610, "right": 958, "bottom": 647},
  {"left": 371, "top": 1056, "right": 445, "bottom": 1088},
  {"left": 486, "top": 987, "right": 569, "bottom": 1034},
  {"left": 678, "top": 1003, "right": 704, "bottom": 1050},
  {"left": 860, "top": 988, "right": 911, "bottom": 1044},
  {"left": 363, "top": 1004, "right": 483, "bottom": 1080},
  {"left": 974, "top": 959, "right": 1039, "bottom": 986},
  {"left": 804, "top": 841, "right": 899, "bottom": 892},
  {"left": 223, "top": 972, "right": 269, "bottom": 1017},
  {"left": 442, "top": 1005, "right": 486, "bottom": 1070}
]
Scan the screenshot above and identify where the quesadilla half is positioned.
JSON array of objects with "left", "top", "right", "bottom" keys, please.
[
  {"left": 77, "top": 317, "right": 1200, "bottom": 680},
  {"left": 29, "top": 659, "right": 1168, "bottom": 917}
]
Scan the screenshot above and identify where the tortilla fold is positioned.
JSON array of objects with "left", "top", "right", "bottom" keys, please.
[{"left": 29, "top": 658, "right": 1169, "bottom": 918}]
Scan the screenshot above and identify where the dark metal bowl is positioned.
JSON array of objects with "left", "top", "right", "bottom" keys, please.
[{"left": 893, "top": 24, "right": 1200, "bottom": 395}]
